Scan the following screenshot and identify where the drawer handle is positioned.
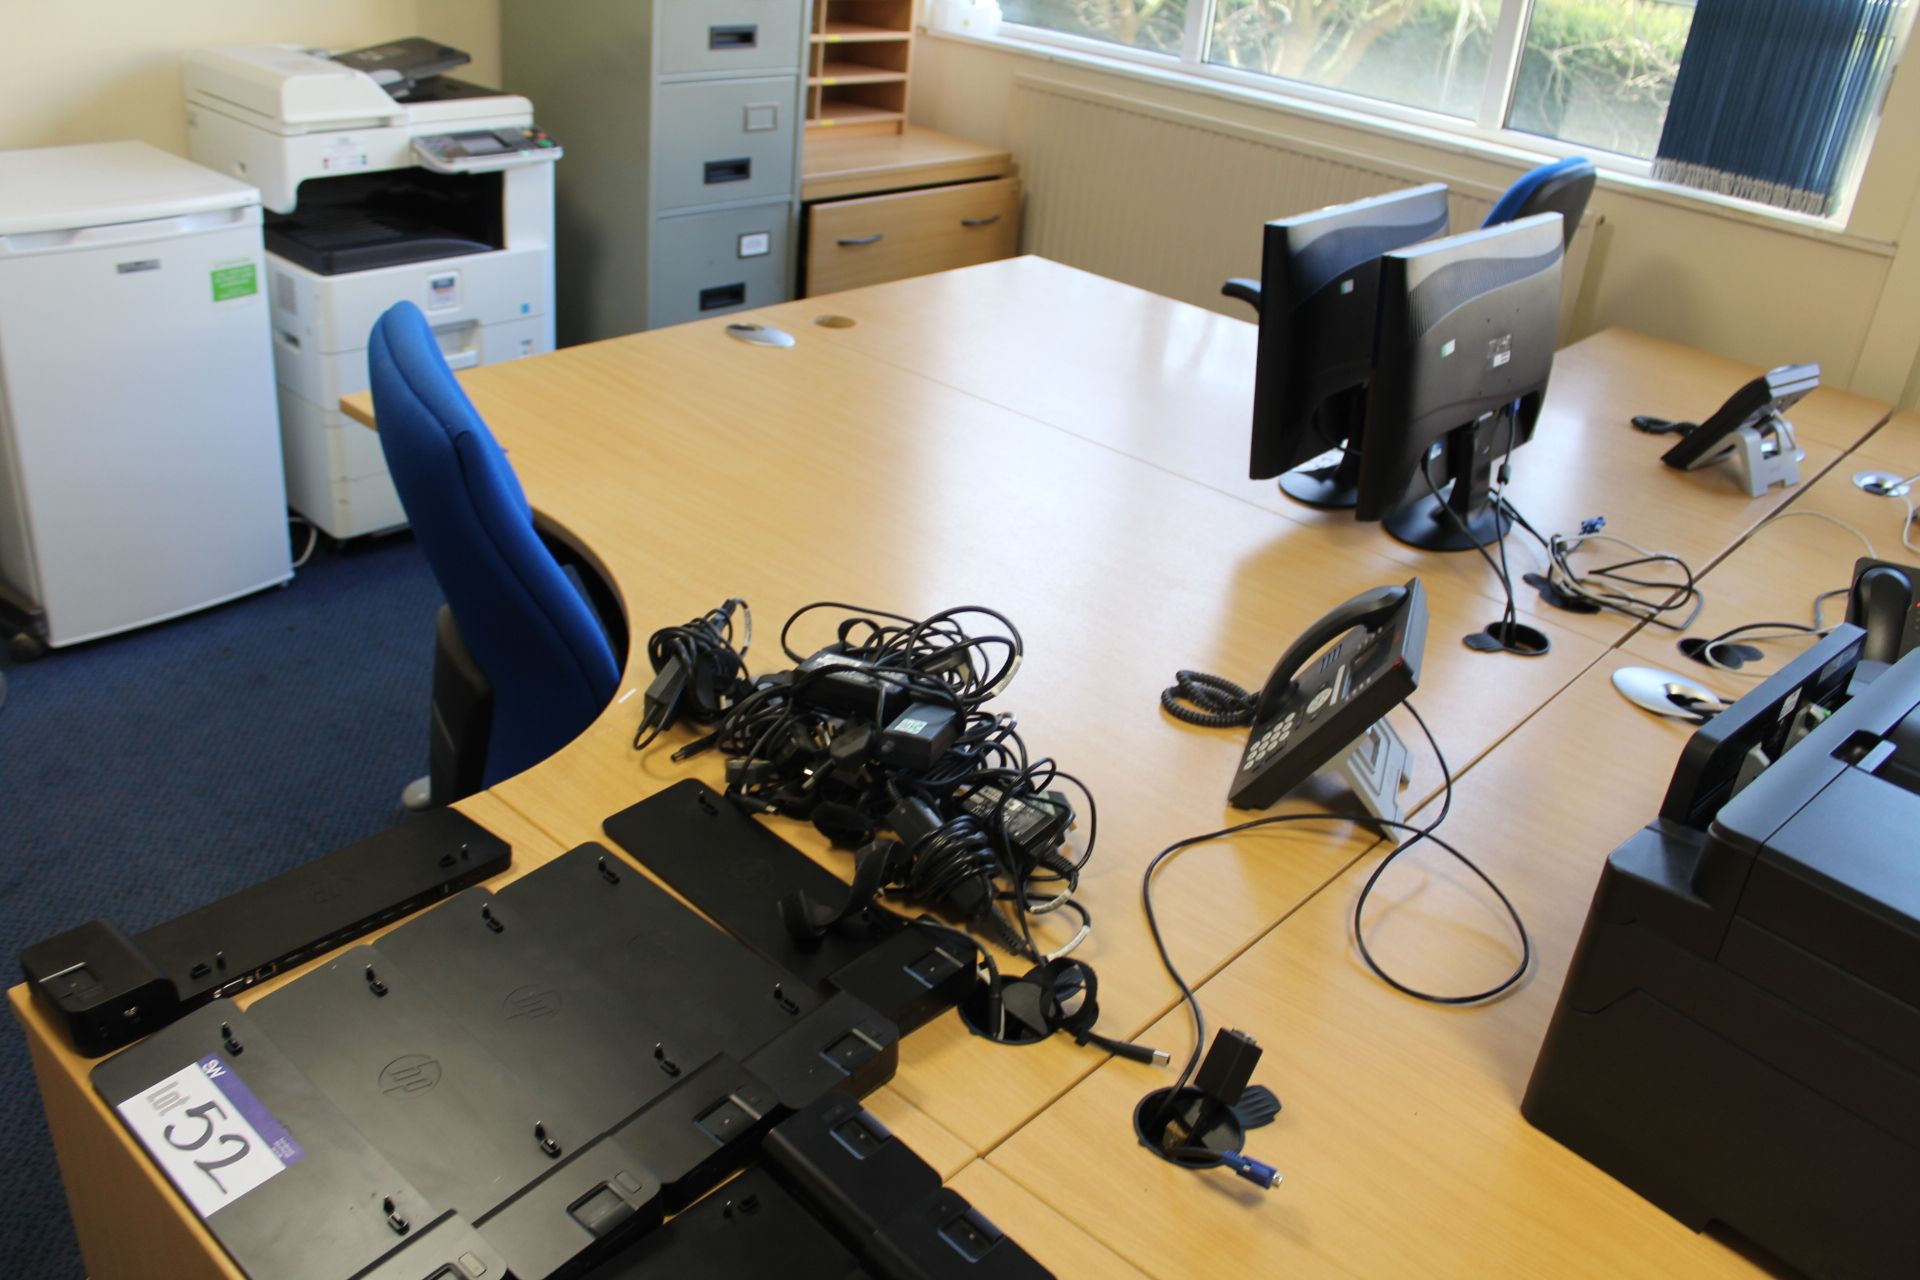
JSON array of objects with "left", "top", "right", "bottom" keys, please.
[
  {"left": 705, "top": 158, "right": 752, "bottom": 185},
  {"left": 960, "top": 215, "right": 1003, "bottom": 228},
  {"left": 699, "top": 283, "right": 747, "bottom": 312},
  {"left": 710, "top": 24, "right": 758, "bottom": 49},
  {"left": 836, "top": 233, "right": 884, "bottom": 247}
]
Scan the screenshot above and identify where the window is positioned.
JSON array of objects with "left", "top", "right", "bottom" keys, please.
[
  {"left": 1206, "top": 1, "right": 1495, "bottom": 119},
  {"left": 998, "top": 0, "right": 1191, "bottom": 55},
  {"left": 992, "top": 0, "right": 1910, "bottom": 216},
  {"left": 1510, "top": 1, "right": 1694, "bottom": 159}
]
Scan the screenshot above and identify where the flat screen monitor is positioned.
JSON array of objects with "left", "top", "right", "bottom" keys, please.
[
  {"left": 1356, "top": 213, "right": 1564, "bottom": 552},
  {"left": 1248, "top": 184, "right": 1451, "bottom": 509}
]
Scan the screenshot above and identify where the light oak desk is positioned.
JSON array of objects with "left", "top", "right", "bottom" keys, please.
[
  {"left": 1617, "top": 408, "right": 1918, "bottom": 687},
  {"left": 12, "top": 258, "right": 1894, "bottom": 1278},
  {"left": 1002, "top": 427, "right": 1920, "bottom": 1277},
  {"left": 749, "top": 261, "right": 1888, "bottom": 649}
]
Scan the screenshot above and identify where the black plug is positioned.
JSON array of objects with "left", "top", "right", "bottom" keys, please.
[
  {"left": 877, "top": 702, "right": 961, "bottom": 771},
  {"left": 1173, "top": 1028, "right": 1281, "bottom": 1189},
  {"left": 806, "top": 721, "right": 875, "bottom": 791},
  {"left": 634, "top": 656, "right": 690, "bottom": 749},
  {"left": 727, "top": 757, "right": 781, "bottom": 792},
  {"left": 1192, "top": 1028, "right": 1263, "bottom": 1112},
  {"left": 887, "top": 794, "right": 946, "bottom": 852}
]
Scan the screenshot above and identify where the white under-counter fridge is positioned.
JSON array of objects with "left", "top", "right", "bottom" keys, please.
[{"left": 0, "top": 140, "right": 290, "bottom": 653}]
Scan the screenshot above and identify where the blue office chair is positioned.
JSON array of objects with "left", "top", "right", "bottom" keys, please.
[
  {"left": 369, "top": 301, "right": 622, "bottom": 806},
  {"left": 1484, "top": 156, "right": 1596, "bottom": 247}
]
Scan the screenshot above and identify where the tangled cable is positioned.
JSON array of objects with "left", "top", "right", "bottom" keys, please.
[
  {"left": 654, "top": 601, "right": 1097, "bottom": 969},
  {"left": 632, "top": 598, "right": 753, "bottom": 749}
]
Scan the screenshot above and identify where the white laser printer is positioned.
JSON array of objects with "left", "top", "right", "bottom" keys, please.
[{"left": 185, "top": 39, "right": 562, "bottom": 539}]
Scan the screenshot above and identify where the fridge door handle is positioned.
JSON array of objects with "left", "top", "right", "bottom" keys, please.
[{"left": 0, "top": 207, "right": 253, "bottom": 255}]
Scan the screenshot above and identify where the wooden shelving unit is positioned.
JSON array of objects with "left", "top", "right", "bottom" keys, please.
[
  {"left": 799, "top": 0, "right": 1021, "bottom": 300},
  {"left": 807, "top": 0, "right": 912, "bottom": 136}
]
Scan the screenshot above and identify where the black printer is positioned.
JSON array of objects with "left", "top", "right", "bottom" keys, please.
[{"left": 1524, "top": 626, "right": 1919, "bottom": 1279}]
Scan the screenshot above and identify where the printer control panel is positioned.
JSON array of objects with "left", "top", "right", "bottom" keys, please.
[{"left": 412, "top": 128, "right": 562, "bottom": 174}]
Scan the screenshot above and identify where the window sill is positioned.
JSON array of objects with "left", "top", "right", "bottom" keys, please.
[{"left": 922, "top": 26, "right": 1897, "bottom": 258}]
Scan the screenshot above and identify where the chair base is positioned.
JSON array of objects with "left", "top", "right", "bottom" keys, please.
[
  {"left": 401, "top": 774, "right": 433, "bottom": 812},
  {"left": 423, "top": 604, "right": 493, "bottom": 808}
]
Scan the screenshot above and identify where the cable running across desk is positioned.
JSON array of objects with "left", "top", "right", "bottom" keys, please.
[
  {"left": 1501, "top": 505, "right": 1704, "bottom": 629},
  {"left": 1142, "top": 702, "right": 1532, "bottom": 1110},
  {"left": 1683, "top": 505, "right": 1889, "bottom": 677}
]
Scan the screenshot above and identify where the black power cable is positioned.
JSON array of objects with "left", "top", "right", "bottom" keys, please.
[
  {"left": 669, "top": 599, "right": 1103, "bottom": 978},
  {"left": 1421, "top": 416, "right": 1543, "bottom": 655},
  {"left": 1142, "top": 702, "right": 1531, "bottom": 1115},
  {"left": 1500, "top": 504, "right": 1705, "bottom": 631},
  {"left": 633, "top": 598, "right": 753, "bottom": 749}
]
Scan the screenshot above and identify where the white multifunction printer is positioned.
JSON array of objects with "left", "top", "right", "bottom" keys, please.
[{"left": 184, "top": 38, "right": 562, "bottom": 539}]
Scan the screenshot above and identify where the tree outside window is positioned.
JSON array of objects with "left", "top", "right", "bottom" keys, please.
[
  {"left": 996, "top": 0, "right": 1191, "bottom": 54},
  {"left": 998, "top": 0, "right": 1700, "bottom": 158},
  {"left": 1511, "top": 0, "right": 1695, "bottom": 158}
]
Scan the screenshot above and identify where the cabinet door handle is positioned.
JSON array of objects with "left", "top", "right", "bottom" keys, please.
[
  {"left": 960, "top": 215, "right": 1002, "bottom": 228},
  {"left": 837, "top": 233, "right": 884, "bottom": 247}
]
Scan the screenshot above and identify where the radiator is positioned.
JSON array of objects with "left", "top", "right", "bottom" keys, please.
[{"left": 1007, "top": 74, "right": 1595, "bottom": 336}]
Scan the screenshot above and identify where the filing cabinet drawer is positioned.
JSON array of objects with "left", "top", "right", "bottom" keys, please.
[
  {"left": 807, "top": 177, "right": 1021, "bottom": 296},
  {"left": 654, "top": 78, "right": 798, "bottom": 212},
  {"left": 649, "top": 202, "right": 794, "bottom": 328},
  {"left": 656, "top": 0, "right": 804, "bottom": 77}
]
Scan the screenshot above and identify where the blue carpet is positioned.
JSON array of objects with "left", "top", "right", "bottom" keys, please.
[{"left": 0, "top": 532, "right": 441, "bottom": 1278}]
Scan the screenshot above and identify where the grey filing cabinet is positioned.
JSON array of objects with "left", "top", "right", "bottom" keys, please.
[{"left": 501, "top": 0, "right": 808, "bottom": 343}]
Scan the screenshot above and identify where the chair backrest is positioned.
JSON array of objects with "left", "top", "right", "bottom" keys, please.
[
  {"left": 369, "top": 301, "right": 619, "bottom": 785},
  {"left": 1484, "top": 156, "right": 1596, "bottom": 247}
]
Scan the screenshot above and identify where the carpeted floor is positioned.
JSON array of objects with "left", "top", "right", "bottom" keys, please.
[{"left": 0, "top": 531, "right": 442, "bottom": 1278}]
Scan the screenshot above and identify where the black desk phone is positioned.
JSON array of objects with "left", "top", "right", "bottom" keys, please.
[{"left": 1229, "top": 581, "right": 1428, "bottom": 809}]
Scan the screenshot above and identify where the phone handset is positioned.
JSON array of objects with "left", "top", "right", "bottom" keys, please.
[
  {"left": 1231, "top": 580, "right": 1427, "bottom": 812},
  {"left": 1250, "top": 584, "right": 1413, "bottom": 722}
]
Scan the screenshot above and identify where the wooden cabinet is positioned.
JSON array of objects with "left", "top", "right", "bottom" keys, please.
[
  {"left": 807, "top": 177, "right": 1020, "bottom": 294},
  {"left": 797, "top": 3, "right": 1019, "bottom": 297},
  {"left": 807, "top": 0, "right": 914, "bottom": 136},
  {"left": 801, "top": 126, "right": 1020, "bottom": 297}
]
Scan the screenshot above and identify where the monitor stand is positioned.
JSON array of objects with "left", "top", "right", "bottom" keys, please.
[
  {"left": 1277, "top": 387, "right": 1365, "bottom": 509},
  {"left": 1278, "top": 446, "right": 1360, "bottom": 508},
  {"left": 1384, "top": 412, "right": 1512, "bottom": 552}
]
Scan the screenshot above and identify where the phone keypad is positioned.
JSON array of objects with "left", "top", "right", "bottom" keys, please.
[{"left": 1243, "top": 712, "right": 1298, "bottom": 768}]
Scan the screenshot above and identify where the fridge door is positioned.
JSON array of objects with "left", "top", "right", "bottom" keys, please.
[{"left": 0, "top": 205, "right": 290, "bottom": 645}]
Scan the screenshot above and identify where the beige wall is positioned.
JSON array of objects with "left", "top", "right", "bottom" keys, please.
[
  {"left": 911, "top": 32, "right": 1920, "bottom": 412},
  {"left": 0, "top": 0, "right": 502, "bottom": 157}
]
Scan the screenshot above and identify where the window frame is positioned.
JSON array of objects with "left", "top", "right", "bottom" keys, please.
[{"left": 983, "top": 0, "right": 1913, "bottom": 217}]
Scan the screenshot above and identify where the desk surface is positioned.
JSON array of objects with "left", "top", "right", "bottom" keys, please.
[
  {"left": 801, "top": 125, "right": 1013, "bottom": 202},
  {"left": 337, "top": 302, "right": 1607, "bottom": 1155},
  {"left": 1618, "top": 417, "right": 1920, "bottom": 688},
  {"left": 993, "top": 662, "right": 1758, "bottom": 1278},
  {"left": 20, "top": 258, "right": 1895, "bottom": 1279},
  {"left": 752, "top": 261, "right": 1889, "bottom": 649}
]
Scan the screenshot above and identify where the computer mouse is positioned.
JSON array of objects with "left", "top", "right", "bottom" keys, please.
[{"left": 724, "top": 323, "right": 795, "bottom": 349}]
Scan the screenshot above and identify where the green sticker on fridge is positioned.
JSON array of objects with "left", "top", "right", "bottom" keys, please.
[{"left": 210, "top": 261, "right": 257, "bottom": 302}]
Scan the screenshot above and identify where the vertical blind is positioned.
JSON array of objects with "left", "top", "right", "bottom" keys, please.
[{"left": 1653, "top": 0, "right": 1904, "bottom": 215}]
